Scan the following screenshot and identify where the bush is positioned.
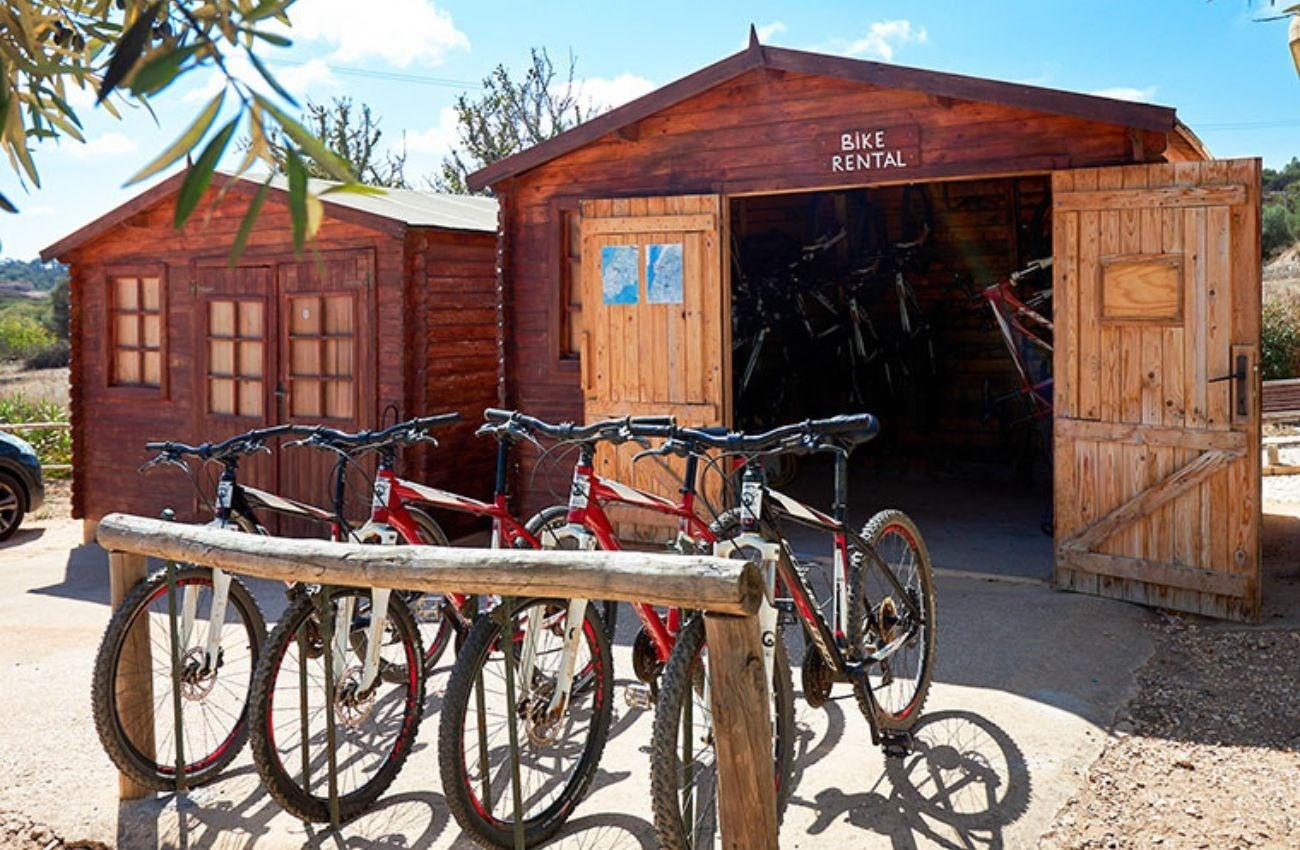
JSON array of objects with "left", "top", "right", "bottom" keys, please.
[
  {"left": 24, "top": 339, "right": 70, "bottom": 369},
  {"left": 0, "top": 395, "right": 71, "bottom": 478},
  {"left": 1264, "top": 203, "right": 1295, "bottom": 259},
  {"left": 0, "top": 314, "right": 56, "bottom": 361},
  {"left": 1262, "top": 293, "right": 1300, "bottom": 380}
]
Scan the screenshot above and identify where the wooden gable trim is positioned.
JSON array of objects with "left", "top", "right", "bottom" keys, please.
[
  {"left": 468, "top": 39, "right": 1180, "bottom": 191},
  {"left": 41, "top": 172, "right": 412, "bottom": 261}
]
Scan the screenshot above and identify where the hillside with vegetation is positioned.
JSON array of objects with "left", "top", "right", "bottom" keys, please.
[
  {"left": 0, "top": 259, "right": 68, "bottom": 368},
  {"left": 1263, "top": 159, "right": 1300, "bottom": 380}
]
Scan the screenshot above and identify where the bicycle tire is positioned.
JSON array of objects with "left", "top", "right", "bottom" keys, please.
[
  {"left": 401, "top": 506, "right": 456, "bottom": 672},
  {"left": 249, "top": 586, "right": 425, "bottom": 822},
  {"left": 525, "top": 505, "right": 619, "bottom": 640},
  {"left": 91, "top": 564, "right": 267, "bottom": 791},
  {"left": 438, "top": 596, "right": 613, "bottom": 848},
  {"left": 847, "top": 509, "right": 936, "bottom": 732},
  {"left": 650, "top": 614, "right": 794, "bottom": 850}
]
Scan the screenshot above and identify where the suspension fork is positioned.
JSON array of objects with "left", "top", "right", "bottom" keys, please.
[{"left": 198, "top": 464, "right": 242, "bottom": 670}]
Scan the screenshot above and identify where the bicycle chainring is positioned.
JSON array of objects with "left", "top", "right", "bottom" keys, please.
[
  {"left": 631, "top": 628, "right": 663, "bottom": 686},
  {"left": 802, "top": 643, "right": 833, "bottom": 708}
]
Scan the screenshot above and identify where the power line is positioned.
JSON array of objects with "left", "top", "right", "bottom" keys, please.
[
  {"left": 1196, "top": 119, "right": 1300, "bottom": 131},
  {"left": 262, "top": 58, "right": 479, "bottom": 90}
]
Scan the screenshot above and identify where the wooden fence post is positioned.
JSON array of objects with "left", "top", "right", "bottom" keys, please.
[
  {"left": 702, "top": 612, "right": 778, "bottom": 850},
  {"left": 107, "top": 551, "right": 154, "bottom": 801}
]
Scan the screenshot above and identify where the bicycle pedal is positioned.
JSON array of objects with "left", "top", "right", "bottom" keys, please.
[
  {"left": 881, "top": 730, "right": 913, "bottom": 759},
  {"left": 624, "top": 682, "right": 655, "bottom": 711}
]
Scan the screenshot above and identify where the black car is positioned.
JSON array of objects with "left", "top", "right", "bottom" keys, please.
[{"left": 0, "top": 431, "right": 45, "bottom": 541}]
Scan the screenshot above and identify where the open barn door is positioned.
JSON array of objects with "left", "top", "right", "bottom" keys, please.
[
  {"left": 1052, "top": 160, "right": 1261, "bottom": 622},
  {"left": 579, "top": 195, "right": 729, "bottom": 540}
]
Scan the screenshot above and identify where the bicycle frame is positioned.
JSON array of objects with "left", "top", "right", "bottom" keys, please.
[{"left": 983, "top": 264, "right": 1054, "bottom": 421}]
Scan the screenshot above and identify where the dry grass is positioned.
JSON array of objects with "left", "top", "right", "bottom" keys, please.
[{"left": 0, "top": 364, "right": 68, "bottom": 406}]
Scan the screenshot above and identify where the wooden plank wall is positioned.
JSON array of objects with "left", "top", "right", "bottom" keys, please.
[
  {"left": 499, "top": 68, "right": 1152, "bottom": 516},
  {"left": 64, "top": 185, "right": 495, "bottom": 529}
]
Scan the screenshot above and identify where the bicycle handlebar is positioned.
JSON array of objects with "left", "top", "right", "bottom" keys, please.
[
  {"left": 641, "top": 413, "right": 879, "bottom": 457},
  {"left": 290, "top": 413, "right": 461, "bottom": 454},
  {"left": 480, "top": 408, "right": 675, "bottom": 444},
  {"left": 144, "top": 423, "right": 303, "bottom": 463}
]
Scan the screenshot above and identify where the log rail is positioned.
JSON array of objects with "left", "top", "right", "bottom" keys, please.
[{"left": 96, "top": 512, "right": 777, "bottom": 849}]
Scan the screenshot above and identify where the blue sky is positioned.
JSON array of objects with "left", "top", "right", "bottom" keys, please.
[{"left": 2, "top": 0, "right": 1297, "bottom": 261}]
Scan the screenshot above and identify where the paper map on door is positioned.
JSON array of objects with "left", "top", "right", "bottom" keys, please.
[{"left": 646, "top": 242, "right": 684, "bottom": 304}]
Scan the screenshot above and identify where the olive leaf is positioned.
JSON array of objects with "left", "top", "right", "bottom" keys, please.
[
  {"left": 126, "top": 90, "right": 225, "bottom": 185},
  {"left": 173, "top": 116, "right": 238, "bottom": 227},
  {"left": 97, "top": 1, "right": 163, "bottom": 103}
]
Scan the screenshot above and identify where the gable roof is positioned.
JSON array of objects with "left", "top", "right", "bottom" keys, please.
[
  {"left": 41, "top": 170, "right": 497, "bottom": 261},
  {"left": 468, "top": 34, "right": 1183, "bottom": 192}
]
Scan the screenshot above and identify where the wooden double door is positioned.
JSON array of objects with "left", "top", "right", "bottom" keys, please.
[
  {"left": 193, "top": 249, "right": 374, "bottom": 535},
  {"left": 579, "top": 161, "right": 1262, "bottom": 621}
]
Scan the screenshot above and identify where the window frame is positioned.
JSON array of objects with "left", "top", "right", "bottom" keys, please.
[{"left": 104, "top": 266, "right": 168, "bottom": 398}]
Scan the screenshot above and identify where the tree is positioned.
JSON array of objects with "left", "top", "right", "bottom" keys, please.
[
  {"left": 436, "top": 47, "right": 592, "bottom": 195},
  {"left": 256, "top": 96, "right": 410, "bottom": 188},
  {"left": 1, "top": 1, "right": 367, "bottom": 256},
  {"left": 1264, "top": 203, "right": 1295, "bottom": 258}
]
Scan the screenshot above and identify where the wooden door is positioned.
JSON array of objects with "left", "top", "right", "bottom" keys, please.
[
  {"left": 275, "top": 250, "right": 375, "bottom": 535},
  {"left": 1053, "top": 160, "right": 1261, "bottom": 622},
  {"left": 579, "top": 196, "right": 730, "bottom": 539},
  {"left": 194, "top": 263, "right": 278, "bottom": 521}
]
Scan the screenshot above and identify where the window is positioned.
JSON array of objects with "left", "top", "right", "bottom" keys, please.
[
  {"left": 559, "top": 207, "right": 582, "bottom": 359},
  {"left": 207, "top": 299, "right": 265, "bottom": 417},
  {"left": 288, "top": 293, "right": 355, "bottom": 419},
  {"left": 110, "top": 275, "right": 163, "bottom": 388}
]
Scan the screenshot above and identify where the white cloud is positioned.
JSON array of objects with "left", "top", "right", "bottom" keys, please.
[
  {"left": 61, "top": 132, "right": 138, "bottom": 161},
  {"left": 181, "top": 54, "right": 338, "bottom": 105},
  {"left": 283, "top": 0, "right": 469, "bottom": 68},
  {"left": 753, "top": 22, "right": 788, "bottom": 45},
  {"left": 837, "top": 20, "right": 928, "bottom": 61},
  {"left": 1087, "top": 86, "right": 1158, "bottom": 103},
  {"left": 396, "top": 106, "right": 462, "bottom": 178},
  {"left": 578, "top": 73, "right": 657, "bottom": 113},
  {"left": 23, "top": 205, "right": 56, "bottom": 218}
]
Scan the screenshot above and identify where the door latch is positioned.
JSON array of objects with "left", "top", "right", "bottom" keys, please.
[{"left": 1209, "top": 354, "right": 1249, "bottom": 418}]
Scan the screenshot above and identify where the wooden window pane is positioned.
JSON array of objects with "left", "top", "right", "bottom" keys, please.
[
  {"left": 292, "top": 379, "right": 321, "bottom": 417},
  {"left": 116, "top": 315, "right": 139, "bottom": 348},
  {"left": 209, "top": 340, "right": 235, "bottom": 375},
  {"left": 291, "top": 297, "right": 321, "bottom": 335},
  {"left": 114, "top": 277, "right": 138, "bottom": 310},
  {"left": 239, "top": 301, "right": 263, "bottom": 338},
  {"left": 142, "top": 351, "right": 161, "bottom": 385},
  {"left": 324, "top": 296, "right": 352, "bottom": 335},
  {"left": 238, "top": 341, "right": 263, "bottom": 379},
  {"left": 210, "top": 378, "right": 235, "bottom": 415},
  {"left": 238, "top": 381, "right": 262, "bottom": 417},
  {"left": 291, "top": 339, "right": 321, "bottom": 377},
  {"left": 116, "top": 350, "right": 140, "bottom": 384},
  {"left": 140, "top": 277, "right": 161, "bottom": 311},
  {"left": 324, "top": 340, "right": 353, "bottom": 378},
  {"left": 143, "top": 314, "right": 161, "bottom": 348},
  {"left": 325, "top": 380, "right": 353, "bottom": 419},
  {"left": 210, "top": 301, "right": 235, "bottom": 338}
]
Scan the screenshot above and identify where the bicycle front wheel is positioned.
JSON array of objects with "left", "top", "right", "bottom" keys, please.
[
  {"left": 438, "top": 597, "right": 613, "bottom": 848},
  {"left": 91, "top": 566, "right": 266, "bottom": 791},
  {"left": 402, "top": 506, "right": 456, "bottom": 672},
  {"left": 525, "top": 505, "right": 619, "bottom": 640},
  {"left": 848, "top": 509, "right": 936, "bottom": 731},
  {"left": 249, "top": 586, "right": 425, "bottom": 822},
  {"left": 650, "top": 614, "right": 794, "bottom": 850}
]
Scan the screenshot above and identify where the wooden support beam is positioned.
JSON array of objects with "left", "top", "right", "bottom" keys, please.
[
  {"left": 702, "top": 613, "right": 779, "bottom": 850},
  {"left": 108, "top": 551, "right": 154, "bottom": 802},
  {"left": 1056, "top": 418, "right": 1247, "bottom": 452},
  {"left": 96, "top": 513, "right": 762, "bottom": 614}
]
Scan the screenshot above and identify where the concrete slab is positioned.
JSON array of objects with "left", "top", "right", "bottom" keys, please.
[{"left": 0, "top": 515, "right": 1158, "bottom": 849}]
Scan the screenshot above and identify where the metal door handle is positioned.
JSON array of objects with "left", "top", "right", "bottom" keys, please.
[{"left": 1209, "top": 354, "right": 1248, "bottom": 418}]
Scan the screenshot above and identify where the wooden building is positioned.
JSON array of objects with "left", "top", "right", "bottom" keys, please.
[
  {"left": 471, "top": 34, "right": 1263, "bottom": 621},
  {"left": 41, "top": 172, "right": 500, "bottom": 538}
]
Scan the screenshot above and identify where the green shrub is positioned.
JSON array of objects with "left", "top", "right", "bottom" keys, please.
[
  {"left": 0, "top": 395, "right": 71, "bottom": 478},
  {"left": 1263, "top": 203, "right": 1295, "bottom": 259},
  {"left": 1262, "top": 293, "right": 1300, "bottom": 380},
  {"left": 24, "top": 339, "right": 70, "bottom": 369},
  {"left": 0, "top": 314, "right": 56, "bottom": 361}
]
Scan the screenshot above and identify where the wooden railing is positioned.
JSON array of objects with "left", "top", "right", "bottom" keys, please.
[
  {"left": 96, "top": 512, "right": 778, "bottom": 849},
  {"left": 0, "top": 420, "right": 71, "bottom": 472}
]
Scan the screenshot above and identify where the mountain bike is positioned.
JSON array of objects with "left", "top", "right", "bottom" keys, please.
[
  {"left": 646, "top": 414, "right": 937, "bottom": 850},
  {"left": 89, "top": 423, "right": 426, "bottom": 793},
  {"left": 436, "top": 409, "right": 792, "bottom": 849}
]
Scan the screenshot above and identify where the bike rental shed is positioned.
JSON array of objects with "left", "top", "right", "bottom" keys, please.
[{"left": 472, "top": 34, "right": 1264, "bottom": 623}]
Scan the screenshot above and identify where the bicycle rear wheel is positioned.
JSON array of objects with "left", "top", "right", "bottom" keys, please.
[
  {"left": 91, "top": 565, "right": 266, "bottom": 790},
  {"left": 249, "top": 586, "right": 425, "bottom": 822},
  {"left": 848, "top": 509, "right": 936, "bottom": 731},
  {"left": 438, "top": 597, "right": 613, "bottom": 847},
  {"left": 650, "top": 615, "right": 794, "bottom": 850}
]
